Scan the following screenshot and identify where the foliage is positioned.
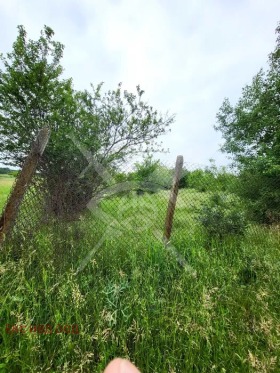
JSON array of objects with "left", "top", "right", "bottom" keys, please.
[
  {"left": 215, "top": 24, "right": 280, "bottom": 223},
  {"left": 204, "top": 160, "right": 238, "bottom": 192},
  {"left": 0, "top": 25, "right": 174, "bottom": 218},
  {"left": 235, "top": 162, "right": 280, "bottom": 224},
  {"left": 8, "top": 170, "right": 19, "bottom": 177},
  {"left": 178, "top": 168, "right": 189, "bottom": 188},
  {"left": 132, "top": 155, "right": 160, "bottom": 188},
  {"left": 113, "top": 156, "right": 173, "bottom": 195},
  {"left": 197, "top": 192, "right": 247, "bottom": 244},
  {"left": 110, "top": 160, "right": 237, "bottom": 198},
  {"left": 188, "top": 169, "right": 214, "bottom": 192},
  {"left": 0, "top": 167, "right": 12, "bottom": 174},
  {"left": 179, "top": 161, "right": 237, "bottom": 193},
  {"left": 0, "top": 25, "right": 71, "bottom": 165}
]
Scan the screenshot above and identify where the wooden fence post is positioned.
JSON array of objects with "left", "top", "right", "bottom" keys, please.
[
  {"left": 163, "top": 155, "right": 184, "bottom": 243},
  {"left": 0, "top": 127, "right": 50, "bottom": 245}
]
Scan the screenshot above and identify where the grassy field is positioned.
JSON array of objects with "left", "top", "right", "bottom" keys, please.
[
  {"left": 0, "top": 175, "right": 14, "bottom": 212},
  {"left": 0, "top": 188, "right": 280, "bottom": 372}
]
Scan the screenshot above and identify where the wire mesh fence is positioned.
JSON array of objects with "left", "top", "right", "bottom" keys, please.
[
  {"left": 1, "top": 148, "right": 280, "bottom": 373},
  {"left": 2, "top": 170, "right": 49, "bottom": 246},
  {"left": 1, "top": 150, "right": 280, "bottom": 275}
]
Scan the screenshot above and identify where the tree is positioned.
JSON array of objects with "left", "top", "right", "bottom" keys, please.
[
  {"left": 215, "top": 23, "right": 280, "bottom": 224},
  {"left": 187, "top": 168, "right": 215, "bottom": 192},
  {"left": 0, "top": 26, "right": 174, "bottom": 218},
  {"left": 127, "top": 156, "right": 172, "bottom": 194},
  {"left": 0, "top": 25, "right": 74, "bottom": 166}
]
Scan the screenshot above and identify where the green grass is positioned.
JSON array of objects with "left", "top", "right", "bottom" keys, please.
[
  {"left": 0, "top": 174, "right": 14, "bottom": 212},
  {"left": 0, "top": 190, "right": 280, "bottom": 372}
]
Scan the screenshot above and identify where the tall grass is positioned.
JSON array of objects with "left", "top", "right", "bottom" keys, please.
[
  {"left": 0, "top": 190, "right": 280, "bottom": 372},
  {"left": 0, "top": 175, "right": 14, "bottom": 212}
]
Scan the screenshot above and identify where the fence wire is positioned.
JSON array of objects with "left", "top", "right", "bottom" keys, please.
[{"left": 1, "top": 157, "right": 280, "bottom": 272}]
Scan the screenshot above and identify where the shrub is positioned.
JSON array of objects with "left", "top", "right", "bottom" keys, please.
[
  {"left": 8, "top": 170, "right": 19, "bottom": 177},
  {"left": 197, "top": 193, "right": 247, "bottom": 245},
  {"left": 187, "top": 169, "right": 214, "bottom": 192},
  {"left": 235, "top": 165, "right": 280, "bottom": 225},
  {"left": 178, "top": 168, "right": 189, "bottom": 189}
]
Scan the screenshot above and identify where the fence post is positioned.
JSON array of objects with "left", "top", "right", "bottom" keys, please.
[
  {"left": 163, "top": 155, "right": 184, "bottom": 243},
  {"left": 0, "top": 127, "right": 50, "bottom": 245}
]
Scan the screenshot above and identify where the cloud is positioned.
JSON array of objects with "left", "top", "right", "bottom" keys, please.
[{"left": 0, "top": 0, "right": 279, "bottom": 168}]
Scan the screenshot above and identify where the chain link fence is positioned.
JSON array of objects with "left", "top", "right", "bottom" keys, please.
[
  {"left": 1, "top": 136, "right": 280, "bottom": 373},
  {"left": 1, "top": 150, "right": 279, "bottom": 272},
  {"left": 2, "top": 168, "right": 49, "bottom": 245}
]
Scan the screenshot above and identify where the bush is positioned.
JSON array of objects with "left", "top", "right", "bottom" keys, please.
[
  {"left": 197, "top": 193, "right": 247, "bottom": 245},
  {"left": 128, "top": 156, "right": 173, "bottom": 193},
  {"left": 187, "top": 169, "right": 214, "bottom": 192},
  {"left": 8, "top": 170, "right": 19, "bottom": 177},
  {"left": 235, "top": 165, "right": 280, "bottom": 225},
  {"left": 178, "top": 168, "right": 189, "bottom": 188},
  {"left": 182, "top": 161, "right": 238, "bottom": 193}
]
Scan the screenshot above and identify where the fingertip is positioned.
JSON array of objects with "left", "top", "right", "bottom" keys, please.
[
  {"left": 104, "top": 358, "right": 140, "bottom": 373},
  {"left": 104, "top": 358, "right": 123, "bottom": 373}
]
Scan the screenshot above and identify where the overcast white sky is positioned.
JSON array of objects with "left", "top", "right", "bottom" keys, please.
[{"left": 1, "top": 0, "right": 280, "bottom": 168}]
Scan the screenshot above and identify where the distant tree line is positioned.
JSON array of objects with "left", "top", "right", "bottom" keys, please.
[
  {"left": 0, "top": 167, "right": 18, "bottom": 176},
  {"left": 0, "top": 167, "right": 11, "bottom": 174},
  {"left": 112, "top": 156, "right": 237, "bottom": 195}
]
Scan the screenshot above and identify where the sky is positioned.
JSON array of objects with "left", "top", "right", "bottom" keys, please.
[{"left": 1, "top": 0, "right": 280, "bottom": 169}]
